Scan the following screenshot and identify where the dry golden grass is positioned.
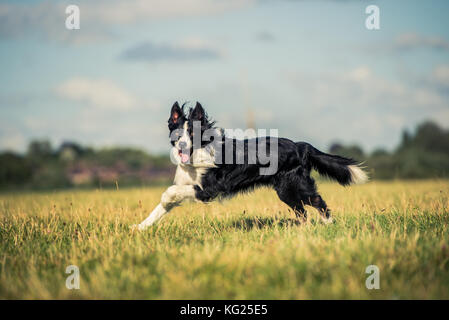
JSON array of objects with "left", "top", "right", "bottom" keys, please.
[{"left": 0, "top": 180, "right": 448, "bottom": 299}]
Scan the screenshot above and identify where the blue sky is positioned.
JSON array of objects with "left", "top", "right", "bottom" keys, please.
[{"left": 1, "top": 0, "right": 448, "bottom": 154}]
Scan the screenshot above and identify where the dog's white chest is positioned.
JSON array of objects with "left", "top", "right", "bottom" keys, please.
[
  {"left": 172, "top": 144, "right": 217, "bottom": 188},
  {"left": 174, "top": 165, "right": 207, "bottom": 188}
]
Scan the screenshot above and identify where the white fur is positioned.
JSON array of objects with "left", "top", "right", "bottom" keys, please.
[
  {"left": 170, "top": 147, "right": 182, "bottom": 165},
  {"left": 137, "top": 141, "right": 220, "bottom": 230},
  {"left": 320, "top": 216, "right": 334, "bottom": 224},
  {"left": 348, "top": 165, "right": 368, "bottom": 185},
  {"left": 174, "top": 145, "right": 217, "bottom": 187},
  {"left": 174, "top": 165, "right": 208, "bottom": 189},
  {"left": 191, "top": 144, "right": 217, "bottom": 168},
  {"left": 175, "top": 122, "right": 192, "bottom": 150},
  {"left": 137, "top": 204, "right": 166, "bottom": 230},
  {"left": 137, "top": 185, "right": 196, "bottom": 230}
]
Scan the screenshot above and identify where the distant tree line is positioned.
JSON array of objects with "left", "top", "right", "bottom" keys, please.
[
  {"left": 0, "top": 120, "right": 448, "bottom": 190},
  {"left": 0, "top": 141, "right": 174, "bottom": 190},
  {"left": 329, "top": 121, "right": 449, "bottom": 180}
]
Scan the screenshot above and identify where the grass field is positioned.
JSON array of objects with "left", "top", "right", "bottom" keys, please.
[{"left": 0, "top": 180, "right": 448, "bottom": 299}]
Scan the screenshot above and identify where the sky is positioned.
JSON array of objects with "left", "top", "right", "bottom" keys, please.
[{"left": 0, "top": 0, "right": 448, "bottom": 155}]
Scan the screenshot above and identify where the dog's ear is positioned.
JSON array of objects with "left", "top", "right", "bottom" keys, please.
[
  {"left": 191, "top": 102, "right": 205, "bottom": 122},
  {"left": 169, "top": 102, "right": 183, "bottom": 125}
]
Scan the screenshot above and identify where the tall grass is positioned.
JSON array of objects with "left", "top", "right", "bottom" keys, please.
[{"left": 0, "top": 180, "right": 448, "bottom": 299}]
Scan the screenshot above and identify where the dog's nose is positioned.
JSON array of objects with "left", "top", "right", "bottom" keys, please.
[{"left": 179, "top": 141, "right": 187, "bottom": 149}]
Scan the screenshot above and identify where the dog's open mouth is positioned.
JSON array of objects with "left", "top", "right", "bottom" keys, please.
[{"left": 178, "top": 149, "right": 190, "bottom": 163}]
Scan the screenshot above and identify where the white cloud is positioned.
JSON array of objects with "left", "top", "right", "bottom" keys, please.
[
  {"left": 287, "top": 66, "right": 447, "bottom": 111},
  {"left": 430, "top": 65, "right": 449, "bottom": 88},
  {"left": 84, "top": 0, "right": 254, "bottom": 23},
  {"left": 177, "top": 36, "right": 218, "bottom": 50},
  {"left": 347, "top": 66, "right": 372, "bottom": 82},
  {"left": 430, "top": 108, "right": 449, "bottom": 130},
  {"left": 394, "top": 33, "right": 449, "bottom": 51},
  {"left": 364, "top": 33, "right": 449, "bottom": 56},
  {"left": 283, "top": 66, "right": 449, "bottom": 151},
  {"left": 0, "top": 0, "right": 255, "bottom": 43},
  {"left": 56, "top": 77, "right": 138, "bottom": 110},
  {"left": 0, "top": 125, "right": 27, "bottom": 152}
]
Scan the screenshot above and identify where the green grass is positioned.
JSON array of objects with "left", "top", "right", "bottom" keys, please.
[{"left": 0, "top": 180, "right": 448, "bottom": 299}]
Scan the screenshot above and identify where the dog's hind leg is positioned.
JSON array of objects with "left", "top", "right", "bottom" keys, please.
[
  {"left": 274, "top": 183, "right": 308, "bottom": 223},
  {"left": 306, "top": 194, "right": 333, "bottom": 224},
  {"left": 275, "top": 173, "right": 333, "bottom": 224},
  {"left": 293, "top": 174, "right": 333, "bottom": 224},
  {"left": 136, "top": 185, "right": 196, "bottom": 230}
]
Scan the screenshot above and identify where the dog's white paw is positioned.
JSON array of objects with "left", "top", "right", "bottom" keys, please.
[
  {"left": 321, "top": 216, "right": 334, "bottom": 225},
  {"left": 130, "top": 224, "right": 143, "bottom": 232}
]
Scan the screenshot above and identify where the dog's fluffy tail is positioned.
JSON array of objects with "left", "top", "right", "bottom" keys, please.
[{"left": 298, "top": 142, "right": 368, "bottom": 186}]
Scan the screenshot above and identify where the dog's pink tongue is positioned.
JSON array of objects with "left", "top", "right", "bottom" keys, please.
[{"left": 181, "top": 153, "right": 190, "bottom": 163}]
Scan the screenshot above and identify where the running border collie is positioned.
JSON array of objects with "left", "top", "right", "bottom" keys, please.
[{"left": 136, "top": 102, "right": 367, "bottom": 230}]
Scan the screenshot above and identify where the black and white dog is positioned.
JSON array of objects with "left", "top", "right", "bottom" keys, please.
[{"left": 136, "top": 102, "right": 367, "bottom": 230}]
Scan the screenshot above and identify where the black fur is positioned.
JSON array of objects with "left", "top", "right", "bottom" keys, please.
[
  {"left": 188, "top": 102, "right": 216, "bottom": 149},
  {"left": 168, "top": 102, "right": 364, "bottom": 221},
  {"left": 168, "top": 102, "right": 187, "bottom": 147},
  {"left": 168, "top": 102, "right": 216, "bottom": 152}
]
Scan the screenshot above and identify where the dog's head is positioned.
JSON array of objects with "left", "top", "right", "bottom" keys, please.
[{"left": 168, "top": 101, "right": 215, "bottom": 164}]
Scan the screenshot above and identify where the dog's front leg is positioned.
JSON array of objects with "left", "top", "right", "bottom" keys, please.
[{"left": 137, "top": 185, "right": 196, "bottom": 230}]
